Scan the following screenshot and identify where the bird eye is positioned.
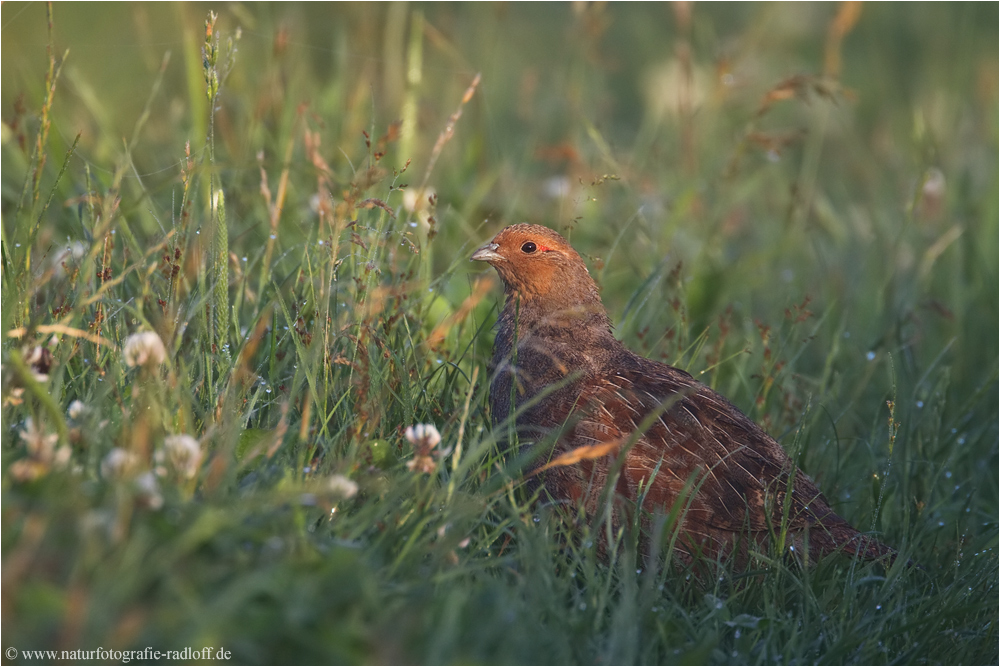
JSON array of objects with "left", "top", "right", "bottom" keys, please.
[{"left": 521, "top": 242, "right": 537, "bottom": 254}]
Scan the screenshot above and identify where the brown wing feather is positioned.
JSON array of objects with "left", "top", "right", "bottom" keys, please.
[{"left": 533, "top": 353, "right": 896, "bottom": 564}]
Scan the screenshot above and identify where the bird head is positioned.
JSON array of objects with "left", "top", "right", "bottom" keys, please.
[{"left": 471, "top": 224, "right": 603, "bottom": 308}]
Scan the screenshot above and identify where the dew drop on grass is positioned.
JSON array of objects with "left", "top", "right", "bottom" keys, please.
[
  {"left": 876, "top": 604, "right": 882, "bottom": 610},
  {"left": 843, "top": 331, "right": 851, "bottom": 338},
  {"left": 866, "top": 351, "right": 876, "bottom": 361},
  {"left": 532, "top": 515, "right": 540, "bottom": 523},
  {"left": 242, "top": 257, "right": 247, "bottom": 262},
  {"left": 270, "top": 234, "right": 276, "bottom": 240},
  {"left": 945, "top": 471, "right": 952, "bottom": 478},
  {"left": 938, "top": 521, "right": 945, "bottom": 527},
  {"left": 636, "top": 568, "right": 642, "bottom": 574},
  {"left": 916, "top": 400, "right": 924, "bottom": 408},
  {"left": 318, "top": 240, "right": 324, "bottom": 246},
  {"left": 410, "top": 222, "right": 418, "bottom": 228},
  {"left": 958, "top": 437, "right": 966, "bottom": 445},
  {"left": 579, "top": 602, "right": 587, "bottom": 611}
]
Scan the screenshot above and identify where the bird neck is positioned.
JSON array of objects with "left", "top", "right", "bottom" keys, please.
[{"left": 496, "top": 288, "right": 615, "bottom": 346}]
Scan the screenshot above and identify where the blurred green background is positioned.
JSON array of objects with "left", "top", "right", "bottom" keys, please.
[{"left": 2, "top": 2, "right": 997, "bottom": 664}]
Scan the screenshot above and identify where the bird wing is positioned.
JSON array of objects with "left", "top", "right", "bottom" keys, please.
[{"left": 560, "top": 357, "right": 839, "bottom": 536}]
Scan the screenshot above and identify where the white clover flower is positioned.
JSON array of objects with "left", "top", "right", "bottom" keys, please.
[
  {"left": 156, "top": 434, "right": 203, "bottom": 479},
  {"left": 68, "top": 400, "right": 88, "bottom": 420},
  {"left": 404, "top": 423, "right": 444, "bottom": 474},
  {"left": 101, "top": 448, "right": 137, "bottom": 480},
  {"left": 135, "top": 471, "right": 164, "bottom": 510},
  {"left": 23, "top": 345, "right": 52, "bottom": 383},
  {"left": 20, "top": 417, "right": 58, "bottom": 460},
  {"left": 402, "top": 186, "right": 435, "bottom": 213},
  {"left": 326, "top": 474, "right": 359, "bottom": 500},
  {"left": 123, "top": 331, "right": 167, "bottom": 368},
  {"left": 405, "top": 423, "right": 441, "bottom": 450}
]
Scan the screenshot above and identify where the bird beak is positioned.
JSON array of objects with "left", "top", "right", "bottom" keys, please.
[{"left": 471, "top": 242, "right": 504, "bottom": 263}]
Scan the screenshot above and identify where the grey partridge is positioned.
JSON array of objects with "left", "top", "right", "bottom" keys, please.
[{"left": 472, "top": 223, "right": 897, "bottom": 566}]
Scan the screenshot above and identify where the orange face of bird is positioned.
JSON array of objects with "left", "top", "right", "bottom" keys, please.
[{"left": 471, "top": 224, "right": 591, "bottom": 300}]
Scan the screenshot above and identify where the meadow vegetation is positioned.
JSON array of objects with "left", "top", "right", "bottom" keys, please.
[{"left": 2, "top": 3, "right": 997, "bottom": 664}]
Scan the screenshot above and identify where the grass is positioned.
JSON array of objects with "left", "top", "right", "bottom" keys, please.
[{"left": 2, "top": 2, "right": 997, "bottom": 664}]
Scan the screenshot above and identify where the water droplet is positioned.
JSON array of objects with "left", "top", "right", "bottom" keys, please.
[
  {"left": 578, "top": 602, "right": 587, "bottom": 611},
  {"left": 916, "top": 400, "right": 924, "bottom": 408},
  {"left": 242, "top": 257, "right": 247, "bottom": 262},
  {"left": 876, "top": 604, "right": 882, "bottom": 610},
  {"left": 636, "top": 568, "right": 642, "bottom": 575},
  {"left": 532, "top": 515, "right": 540, "bottom": 523},
  {"left": 410, "top": 222, "right": 417, "bottom": 228},
  {"left": 734, "top": 630, "right": 741, "bottom": 639},
  {"left": 957, "top": 437, "right": 966, "bottom": 445},
  {"left": 843, "top": 331, "right": 851, "bottom": 338},
  {"left": 945, "top": 471, "right": 952, "bottom": 479},
  {"left": 866, "top": 351, "right": 876, "bottom": 361},
  {"left": 270, "top": 234, "right": 276, "bottom": 240},
  {"left": 938, "top": 521, "right": 945, "bottom": 527},
  {"left": 318, "top": 240, "right": 324, "bottom": 245}
]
